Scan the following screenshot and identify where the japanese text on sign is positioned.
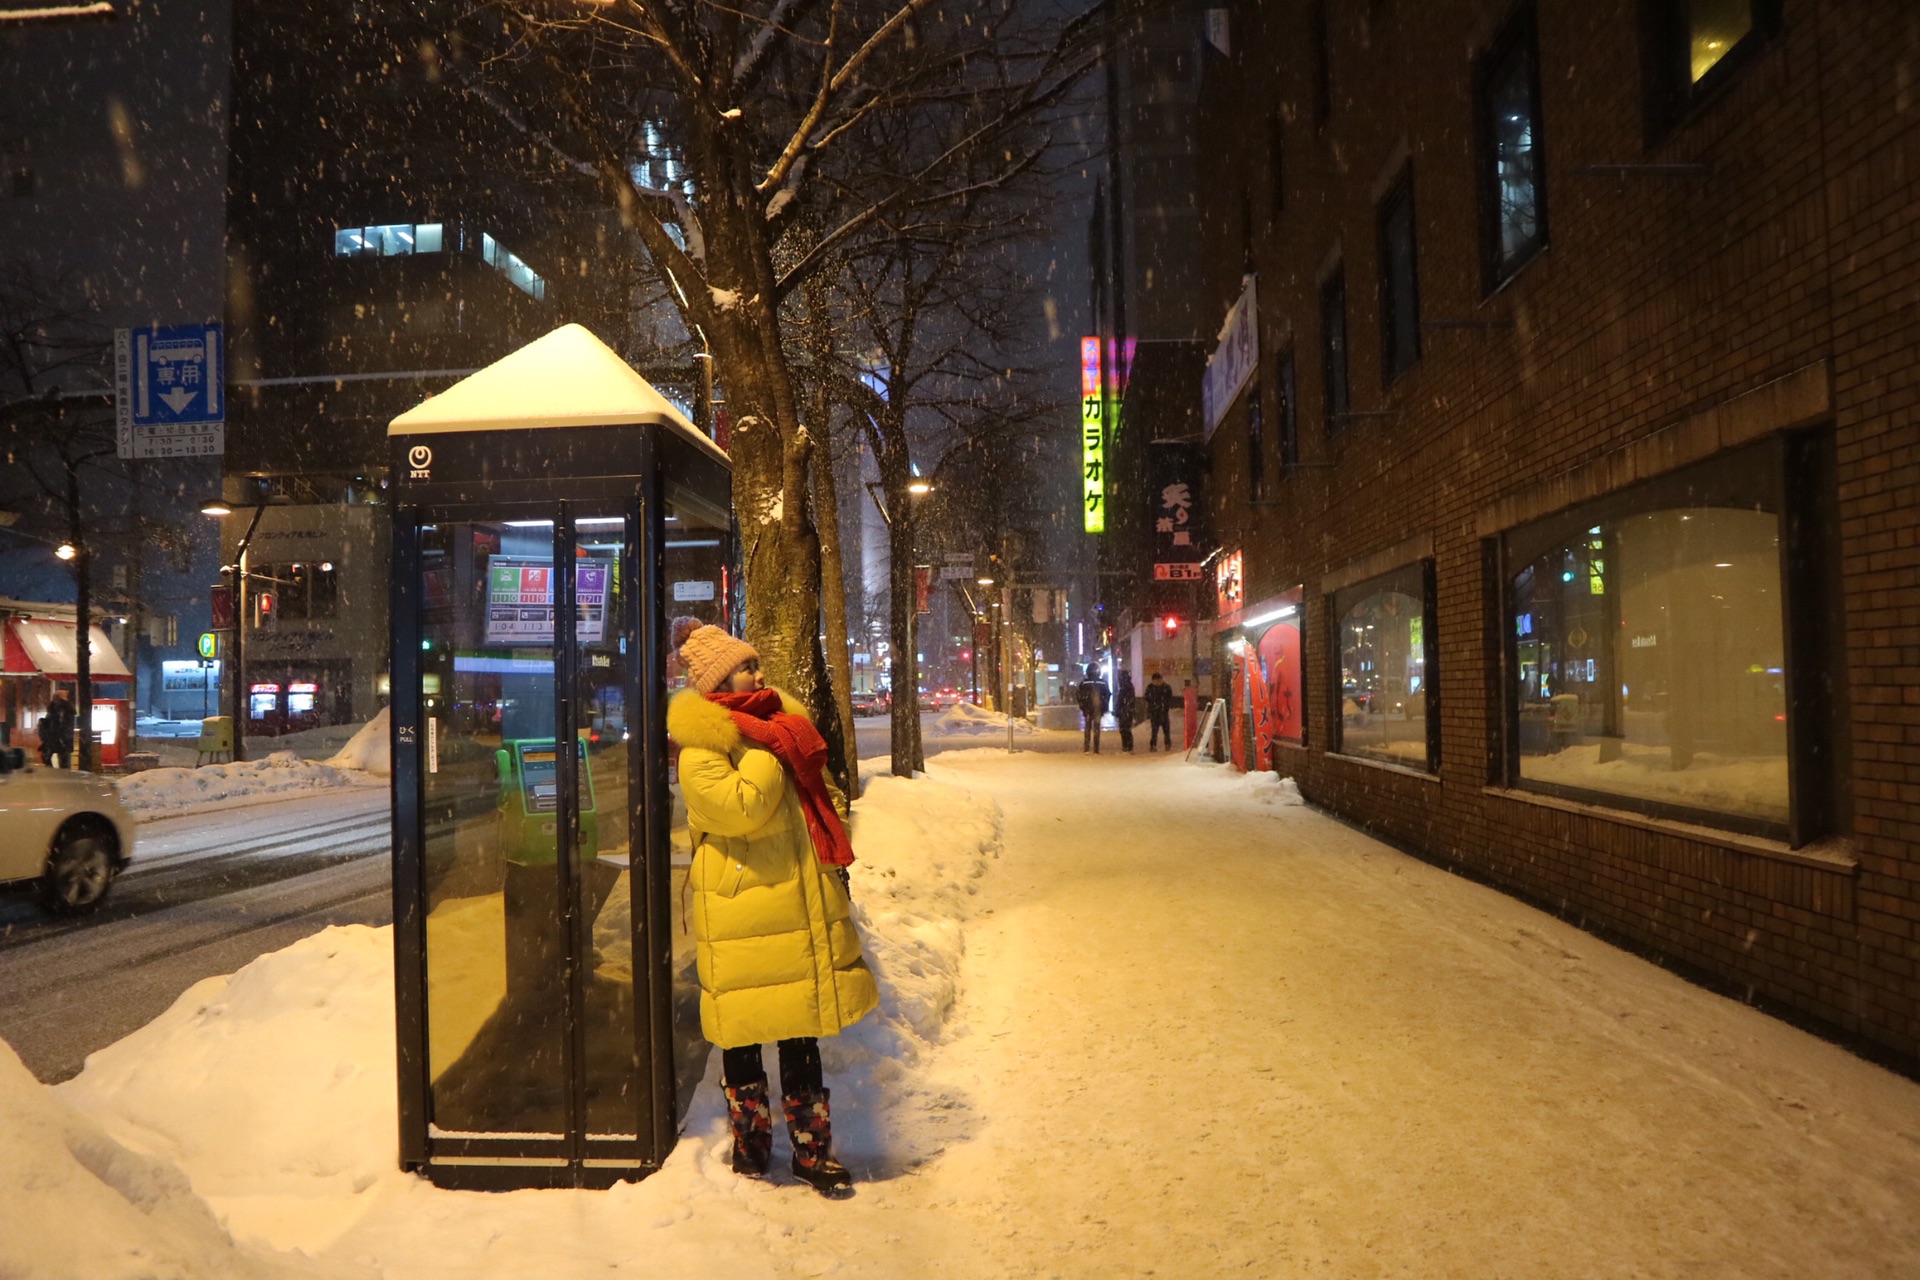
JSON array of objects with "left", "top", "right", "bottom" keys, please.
[
  {"left": 1081, "top": 335, "right": 1105, "bottom": 533},
  {"left": 114, "top": 324, "right": 226, "bottom": 459},
  {"left": 485, "top": 559, "right": 610, "bottom": 643},
  {"left": 1155, "top": 562, "right": 1204, "bottom": 582}
]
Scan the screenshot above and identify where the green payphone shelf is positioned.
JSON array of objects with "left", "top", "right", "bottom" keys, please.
[{"left": 495, "top": 737, "right": 599, "bottom": 866}]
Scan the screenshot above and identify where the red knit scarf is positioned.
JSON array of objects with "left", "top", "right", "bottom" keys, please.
[{"left": 707, "top": 688, "right": 855, "bottom": 868}]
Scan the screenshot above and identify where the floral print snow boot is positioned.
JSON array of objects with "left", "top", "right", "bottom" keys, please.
[
  {"left": 782, "top": 1087, "right": 854, "bottom": 1197},
  {"left": 724, "top": 1079, "right": 772, "bottom": 1178}
]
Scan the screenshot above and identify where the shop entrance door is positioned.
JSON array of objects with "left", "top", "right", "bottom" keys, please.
[{"left": 396, "top": 502, "right": 659, "bottom": 1187}]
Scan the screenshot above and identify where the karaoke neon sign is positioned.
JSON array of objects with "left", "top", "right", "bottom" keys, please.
[{"left": 1081, "top": 336, "right": 1104, "bottom": 533}]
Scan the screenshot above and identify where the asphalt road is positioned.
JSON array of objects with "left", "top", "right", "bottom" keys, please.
[{"left": 0, "top": 787, "right": 392, "bottom": 1083}]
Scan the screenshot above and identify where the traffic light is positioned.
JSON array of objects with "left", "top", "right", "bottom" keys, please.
[
  {"left": 255, "top": 592, "right": 275, "bottom": 627},
  {"left": 1162, "top": 614, "right": 1181, "bottom": 636}
]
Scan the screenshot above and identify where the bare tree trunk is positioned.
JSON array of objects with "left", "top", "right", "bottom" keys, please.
[
  {"left": 886, "top": 507, "right": 922, "bottom": 777},
  {"left": 811, "top": 409, "right": 860, "bottom": 796},
  {"left": 879, "top": 433, "right": 926, "bottom": 777},
  {"left": 804, "top": 277, "right": 861, "bottom": 797}
]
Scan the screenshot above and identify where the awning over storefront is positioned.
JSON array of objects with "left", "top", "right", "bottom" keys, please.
[{"left": 2, "top": 618, "right": 132, "bottom": 680}]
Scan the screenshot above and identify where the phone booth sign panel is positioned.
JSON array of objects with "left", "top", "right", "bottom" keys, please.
[{"left": 388, "top": 325, "right": 731, "bottom": 1191}]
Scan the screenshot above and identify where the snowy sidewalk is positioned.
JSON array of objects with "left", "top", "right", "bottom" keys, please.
[{"left": 902, "top": 749, "right": 1920, "bottom": 1279}]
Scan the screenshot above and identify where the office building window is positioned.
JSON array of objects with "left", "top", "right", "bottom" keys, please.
[
  {"left": 1502, "top": 436, "right": 1837, "bottom": 841},
  {"left": 1477, "top": 5, "right": 1546, "bottom": 288},
  {"left": 1277, "top": 348, "right": 1298, "bottom": 471},
  {"left": 482, "top": 232, "right": 549, "bottom": 300},
  {"left": 1645, "top": 0, "right": 1780, "bottom": 130},
  {"left": 255, "top": 562, "right": 339, "bottom": 623},
  {"left": 1333, "top": 561, "right": 1436, "bottom": 772},
  {"left": 334, "top": 222, "right": 443, "bottom": 257},
  {"left": 1376, "top": 166, "right": 1421, "bottom": 385},
  {"left": 1320, "top": 265, "right": 1349, "bottom": 434},
  {"left": 1685, "top": 0, "right": 1757, "bottom": 82}
]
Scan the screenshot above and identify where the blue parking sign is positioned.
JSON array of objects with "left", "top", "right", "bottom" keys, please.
[{"left": 114, "top": 324, "right": 225, "bottom": 459}]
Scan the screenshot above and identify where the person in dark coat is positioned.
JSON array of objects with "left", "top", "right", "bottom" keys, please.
[
  {"left": 1114, "top": 671, "right": 1138, "bottom": 753},
  {"left": 1076, "top": 665, "right": 1111, "bottom": 754},
  {"left": 39, "top": 688, "right": 76, "bottom": 769},
  {"left": 1145, "top": 672, "right": 1175, "bottom": 752}
]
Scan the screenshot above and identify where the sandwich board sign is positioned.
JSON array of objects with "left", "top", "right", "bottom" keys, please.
[{"left": 115, "top": 324, "right": 225, "bottom": 459}]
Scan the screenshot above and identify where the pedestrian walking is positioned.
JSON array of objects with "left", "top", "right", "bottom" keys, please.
[
  {"left": 666, "top": 619, "right": 879, "bottom": 1197},
  {"left": 38, "top": 687, "right": 75, "bottom": 769},
  {"left": 1114, "top": 671, "right": 1138, "bottom": 753},
  {"left": 1145, "top": 672, "right": 1175, "bottom": 751},
  {"left": 1076, "top": 664, "right": 1111, "bottom": 754}
]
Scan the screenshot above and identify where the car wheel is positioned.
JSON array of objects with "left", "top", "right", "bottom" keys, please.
[{"left": 41, "top": 829, "right": 117, "bottom": 916}]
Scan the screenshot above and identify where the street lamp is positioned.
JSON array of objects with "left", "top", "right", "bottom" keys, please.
[
  {"left": 54, "top": 543, "right": 76, "bottom": 561},
  {"left": 201, "top": 497, "right": 269, "bottom": 763}
]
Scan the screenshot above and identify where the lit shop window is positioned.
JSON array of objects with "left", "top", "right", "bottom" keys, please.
[
  {"left": 1333, "top": 562, "right": 1436, "bottom": 772},
  {"left": 335, "top": 222, "right": 444, "bottom": 257},
  {"left": 1501, "top": 441, "right": 1816, "bottom": 837},
  {"left": 482, "top": 233, "right": 548, "bottom": 300}
]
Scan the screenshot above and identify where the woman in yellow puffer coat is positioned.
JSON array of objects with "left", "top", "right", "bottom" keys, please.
[{"left": 667, "top": 619, "right": 877, "bottom": 1196}]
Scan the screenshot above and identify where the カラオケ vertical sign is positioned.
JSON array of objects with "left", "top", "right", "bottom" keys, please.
[{"left": 1080, "top": 335, "right": 1104, "bottom": 533}]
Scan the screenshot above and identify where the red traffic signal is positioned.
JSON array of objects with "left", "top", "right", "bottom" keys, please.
[{"left": 1162, "top": 615, "right": 1180, "bottom": 635}]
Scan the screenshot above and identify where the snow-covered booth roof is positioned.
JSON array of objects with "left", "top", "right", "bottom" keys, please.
[
  {"left": 388, "top": 323, "right": 724, "bottom": 463},
  {"left": 385, "top": 323, "right": 729, "bottom": 520}
]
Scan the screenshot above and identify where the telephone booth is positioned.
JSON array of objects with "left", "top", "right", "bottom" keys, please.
[{"left": 387, "top": 324, "right": 732, "bottom": 1190}]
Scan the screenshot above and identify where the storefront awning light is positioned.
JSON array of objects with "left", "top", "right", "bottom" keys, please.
[{"left": 1241, "top": 603, "right": 1298, "bottom": 630}]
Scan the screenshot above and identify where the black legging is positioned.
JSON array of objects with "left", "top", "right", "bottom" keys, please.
[{"left": 722, "top": 1037, "right": 823, "bottom": 1095}]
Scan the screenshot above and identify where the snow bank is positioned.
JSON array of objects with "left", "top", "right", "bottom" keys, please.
[
  {"left": 932, "top": 701, "right": 1035, "bottom": 736},
  {"left": 56, "top": 926, "right": 399, "bottom": 1251},
  {"left": 323, "top": 707, "right": 389, "bottom": 777},
  {"left": 0, "top": 1038, "right": 317, "bottom": 1280},
  {"left": 117, "top": 751, "right": 378, "bottom": 819},
  {"left": 49, "top": 766, "right": 1003, "bottom": 1276},
  {"left": 1203, "top": 761, "right": 1306, "bottom": 807}
]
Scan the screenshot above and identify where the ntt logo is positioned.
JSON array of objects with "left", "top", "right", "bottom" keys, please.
[{"left": 408, "top": 444, "right": 433, "bottom": 479}]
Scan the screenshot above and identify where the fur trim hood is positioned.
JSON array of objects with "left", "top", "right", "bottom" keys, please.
[{"left": 667, "top": 686, "right": 809, "bottom": 755}]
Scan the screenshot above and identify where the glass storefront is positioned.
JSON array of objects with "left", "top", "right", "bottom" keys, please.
[
  {"left": 1508, "top": 494, "right": 1789, "bottom": 833},
  {"left": 1333, "top": 563, "right": 1436, "bottom": 771}
]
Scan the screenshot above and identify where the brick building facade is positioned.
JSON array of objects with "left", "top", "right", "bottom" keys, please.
[{"left": 1184, "top": 1, "right": 1920, "bottom": 1062}]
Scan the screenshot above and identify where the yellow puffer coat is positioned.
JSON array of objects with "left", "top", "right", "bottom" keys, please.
[{"left": 668, "top": 688, "right": 878, "bottom": 1049}]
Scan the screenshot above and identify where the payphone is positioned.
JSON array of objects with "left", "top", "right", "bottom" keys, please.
[{"left": 388, "top": 324, "right": 732, "bottom": 1189}]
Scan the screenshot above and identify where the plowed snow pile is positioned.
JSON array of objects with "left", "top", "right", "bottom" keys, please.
[{"left": 117, "top": 750, "right": 379, "bottom": 818}]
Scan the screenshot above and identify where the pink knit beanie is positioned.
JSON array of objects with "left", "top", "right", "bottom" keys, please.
[{"left": 673, "top": 619, "right": 759, "bottom": 694}]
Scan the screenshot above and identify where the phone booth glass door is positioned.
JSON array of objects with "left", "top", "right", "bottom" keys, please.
[{"left": 414, "top": 511, "right": 651, "bottom": 1143}]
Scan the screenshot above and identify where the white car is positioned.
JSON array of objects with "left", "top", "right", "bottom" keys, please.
[{"left": 0, "top": 746, "right": 137, "bottom": 914}]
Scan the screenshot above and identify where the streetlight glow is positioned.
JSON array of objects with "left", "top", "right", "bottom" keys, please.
[
  {"left": 54, "top": 543, "right": 76, "bottom": 561},
  {"left": 200, "top": 499, "right": 234, "bottom": 517},
  {"left": 906, "top": 480, "right": 932, "bottom": 496}
]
